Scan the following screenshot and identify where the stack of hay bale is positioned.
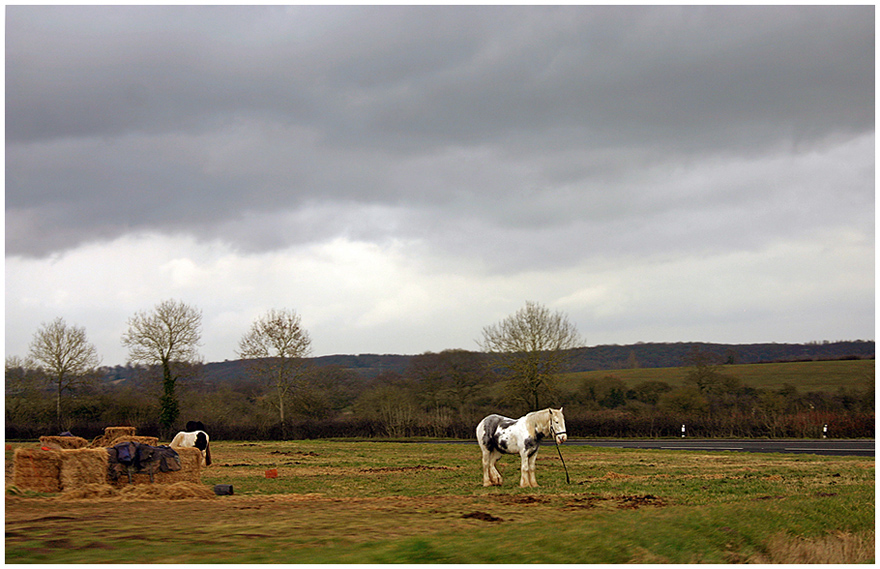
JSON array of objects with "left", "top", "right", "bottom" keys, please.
[
  {"left": 12, "top": 447, "right": 109, "bottom": 493},
  {"left": 12, "top": 426, "right": 202, "bottom": 494},
  {"left": 39, "top": 435, "right": 90, "bottom": 450},
  {"left": 89, "top": 426, "right": 135, "bottom": 447},
  {"left": 88, "top": 426, "right": 159, "bottom": 448}
]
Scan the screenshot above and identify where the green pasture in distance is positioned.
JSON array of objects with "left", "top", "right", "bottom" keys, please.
[
  {"left": 560, "top": 358, "right": 874, "bottom": 392},
  {"left": 5, "top": 440, "right": 874, "bottom": 563}
]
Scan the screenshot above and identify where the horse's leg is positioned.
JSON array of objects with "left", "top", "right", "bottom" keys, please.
[
  {"left": 528, "top": 452, "right": 539, "bottom": 487},
  {"left": 481, "top": 447, "right": 494, "bottom": 487},
  {"left": 488, "top": 451, "right": 503, "bottom": 485},
  {"left": 519, "top": 451, "right": 532, "bottom": 488}
]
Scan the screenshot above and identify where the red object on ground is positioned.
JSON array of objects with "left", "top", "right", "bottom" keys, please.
[{"left": 265, "top": 468, "right": 278, "bottom": 478}]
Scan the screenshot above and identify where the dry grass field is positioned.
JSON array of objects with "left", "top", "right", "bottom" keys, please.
[
  {"left": 563, "top": 358, "right": 874, "bottom": 392},
  {"left": 5, "top": 439, "right": 875, "bottom": 563}
]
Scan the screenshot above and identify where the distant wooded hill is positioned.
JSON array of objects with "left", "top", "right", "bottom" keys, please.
[{"left": 195, "top": 340, "right": 874, "bottom": 385}]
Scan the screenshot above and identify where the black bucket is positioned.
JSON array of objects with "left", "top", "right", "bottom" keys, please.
[{"left": 213, "top": 484, "right": 234, "bottom": 496}]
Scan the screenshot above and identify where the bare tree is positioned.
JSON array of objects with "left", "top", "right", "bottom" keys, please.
[
  {"left": 28, "top": 318, "right": 101, "bottom": 431},
  {"left": 479, "top": 301, "right": 582, "bottom": 411},
  {"left": 407, "top": 350, "right": 492, "bottom": 421},
  {"left": 683, "top": 347, "right": 727, "bottom": 392},
  {"left": 237, "top": 308, "right": 312, "bottom": 438},
  {"left": 122, "top": 299, "right": 202, "bottom": 436}
]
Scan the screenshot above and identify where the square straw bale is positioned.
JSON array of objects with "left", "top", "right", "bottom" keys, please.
[
  {"left": 106, "top": 435, "right": 159, "bottom": 447},
  {"left": 118, "top": 481, "right": 216, "bottom": 500},
  {"left": 90, "top": 426, "right": 136, "bottom": 448},
  {"left": 39, "top": 435, "right": 90, "bottom": 449},
  {"left": 58, "top": 448, "right": 110, "bottom": 490},
  {"left": 58, "top": 483, "right": 120, "bottom": 500},
  {"left": 12, "top": 448, "right": 62, "bottom": 493}
]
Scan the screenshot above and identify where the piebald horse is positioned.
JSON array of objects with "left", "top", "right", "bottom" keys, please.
[
  {"left": 476, "top": 408, "right": 567, "bottom": 488},
  {"left": 170, "top": 429, "right": 212, "bottom": 467}
]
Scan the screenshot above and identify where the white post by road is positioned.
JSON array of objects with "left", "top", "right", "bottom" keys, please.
[{"left": 681, "top": 424, "right": 686, "bottom": 438}]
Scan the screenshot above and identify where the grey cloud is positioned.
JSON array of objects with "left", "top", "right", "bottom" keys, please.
[
  {"left": 6, "top": 5, "right": 874, "bottom": 259},
  {"left": 8, "top": 5, "right": 871, "bottom": 146}
]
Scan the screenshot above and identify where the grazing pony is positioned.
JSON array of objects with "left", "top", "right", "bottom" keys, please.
[
  {"left": 170, "top": 429, "right": 212, "bottom": 467},
  {"left": 476, "top": 408, "right": 567, "bottom": 488}
]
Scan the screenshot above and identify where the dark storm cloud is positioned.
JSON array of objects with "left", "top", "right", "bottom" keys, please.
[{"left": 5, "top": 5, "right": 874, "bottom": 259}]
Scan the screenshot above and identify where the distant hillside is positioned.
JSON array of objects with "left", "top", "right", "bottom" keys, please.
[
  {"left": 197, "top": 340, "right": 873, "bottom": 385},
  {"left": 200, "top": 353, "right": 412, "bottom": 384},
  {"left": 566, "top": 340, "right": 875, "bottom": 371}
]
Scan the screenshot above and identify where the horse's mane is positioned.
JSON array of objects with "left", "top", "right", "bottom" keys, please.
[{"left": 524, "top": 408, "right": 554, "bottom": 434}]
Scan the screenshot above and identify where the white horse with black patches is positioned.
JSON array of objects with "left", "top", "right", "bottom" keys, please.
[
  {"left": 170, "top": 430, "right": 212, "bottom": 467},
  {"left": 476, "top": 408, "right": 567, "bottom": 488}
]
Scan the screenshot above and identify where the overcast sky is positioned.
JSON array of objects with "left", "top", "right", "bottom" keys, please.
[{"left": 5, "top": 5, "right": 875, "bottom": 367}]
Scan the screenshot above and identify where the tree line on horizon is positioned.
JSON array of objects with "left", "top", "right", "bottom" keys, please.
[
  {"left": 6, "top": 347, "right": 874, "bottom": 441},
  {"left": 6, "top": 299, "right": 874, "bottom": 441},
  {"left": 204, "top": 338, "right": 874, "bottom": 379}
]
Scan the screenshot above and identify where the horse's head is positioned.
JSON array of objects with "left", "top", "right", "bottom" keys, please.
[{"left": 549, "top": 407, "right": 567, "bottom": 444}]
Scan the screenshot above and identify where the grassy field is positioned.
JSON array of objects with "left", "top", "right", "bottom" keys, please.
[
  {"left": 561, "top": 358, "right": 874, "bottom": 392},
  {"left": 5, "top": 439, "right": 874, "bottom": 563}
]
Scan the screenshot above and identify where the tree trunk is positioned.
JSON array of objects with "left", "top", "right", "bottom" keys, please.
[
  {"left": 279, "top": 392, "right": 287, "bottom": 439},
  {"left": 56, "top": 376, "right": 63, "bottom": 433},
  {"left": 159, "top": 359, "right": 179, "bottom": 438}
]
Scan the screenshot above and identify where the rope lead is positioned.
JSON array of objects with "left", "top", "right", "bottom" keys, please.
[{"left": 550, "top": 426, "right": 571, "bottom": 484}]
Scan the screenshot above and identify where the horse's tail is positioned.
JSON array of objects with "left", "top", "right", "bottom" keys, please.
[{"left": 476, "top": 416, "right": 491, "bottom": 448}]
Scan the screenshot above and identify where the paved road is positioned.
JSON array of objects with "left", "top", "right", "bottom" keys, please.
[{"left": 560, "top": 439, "right": 875, "bottom": 457}]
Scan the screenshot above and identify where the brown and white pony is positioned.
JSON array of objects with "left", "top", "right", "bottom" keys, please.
[{"left": 170, "top": 429, "right": 212, "bottom": 467}]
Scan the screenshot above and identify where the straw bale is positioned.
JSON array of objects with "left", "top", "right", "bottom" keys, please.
[
  {"left": 40, "top": 435, "right": 89, "bottom": 449},
  {"left": 107, "top": 447, "right": 202, "bottom": 488},
  {"left": 12, "top": 448, "right": 61, "bottom": 493},
  {"left": 118, "top": 481, "right": 216, "bottom": 500},
  {"left": 106, "top": 435, "right": 159, "bottom": 447},
  {"left": 90, "top": 426, "right": 136, "bottom": 448},
  {"left": 57, "top": 483, "right": 119, "bottom": 500},
  {"left": 58, "top": 482, "right": 216, "bottom": 500},
  {"left": 59, "top": 448, "right": 109, "bottom": 490},
  {"left": 159, "top": 482, "right": 216, "bottom": 500},
  {"left": 166, "top": 447, "right": 202, "bottom": 483}
]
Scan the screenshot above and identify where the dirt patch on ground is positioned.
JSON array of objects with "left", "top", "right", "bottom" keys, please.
[
  {"left": 616, "top": 494, "right": 666, "bottom": 509},
  {"left": 564, "top": 493, "right": 667, "bottom": 511},
  {"left": 268, "top": 450, "right": 319, "bottom": 457},
  {"left": 212, "top": 463, "right": 461, "bottom": 477},
  {"left": 462, "top": 511, "right": 503, "bottom": 522},
  {"left": 601, "top": 471, "right": 632, "bottom": 480},
  {"left": 493, "top": 494, "right": 549, "bottom": 505},
  {"left": 360, "top": 465, "right": 457, "bottom": 473}
]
